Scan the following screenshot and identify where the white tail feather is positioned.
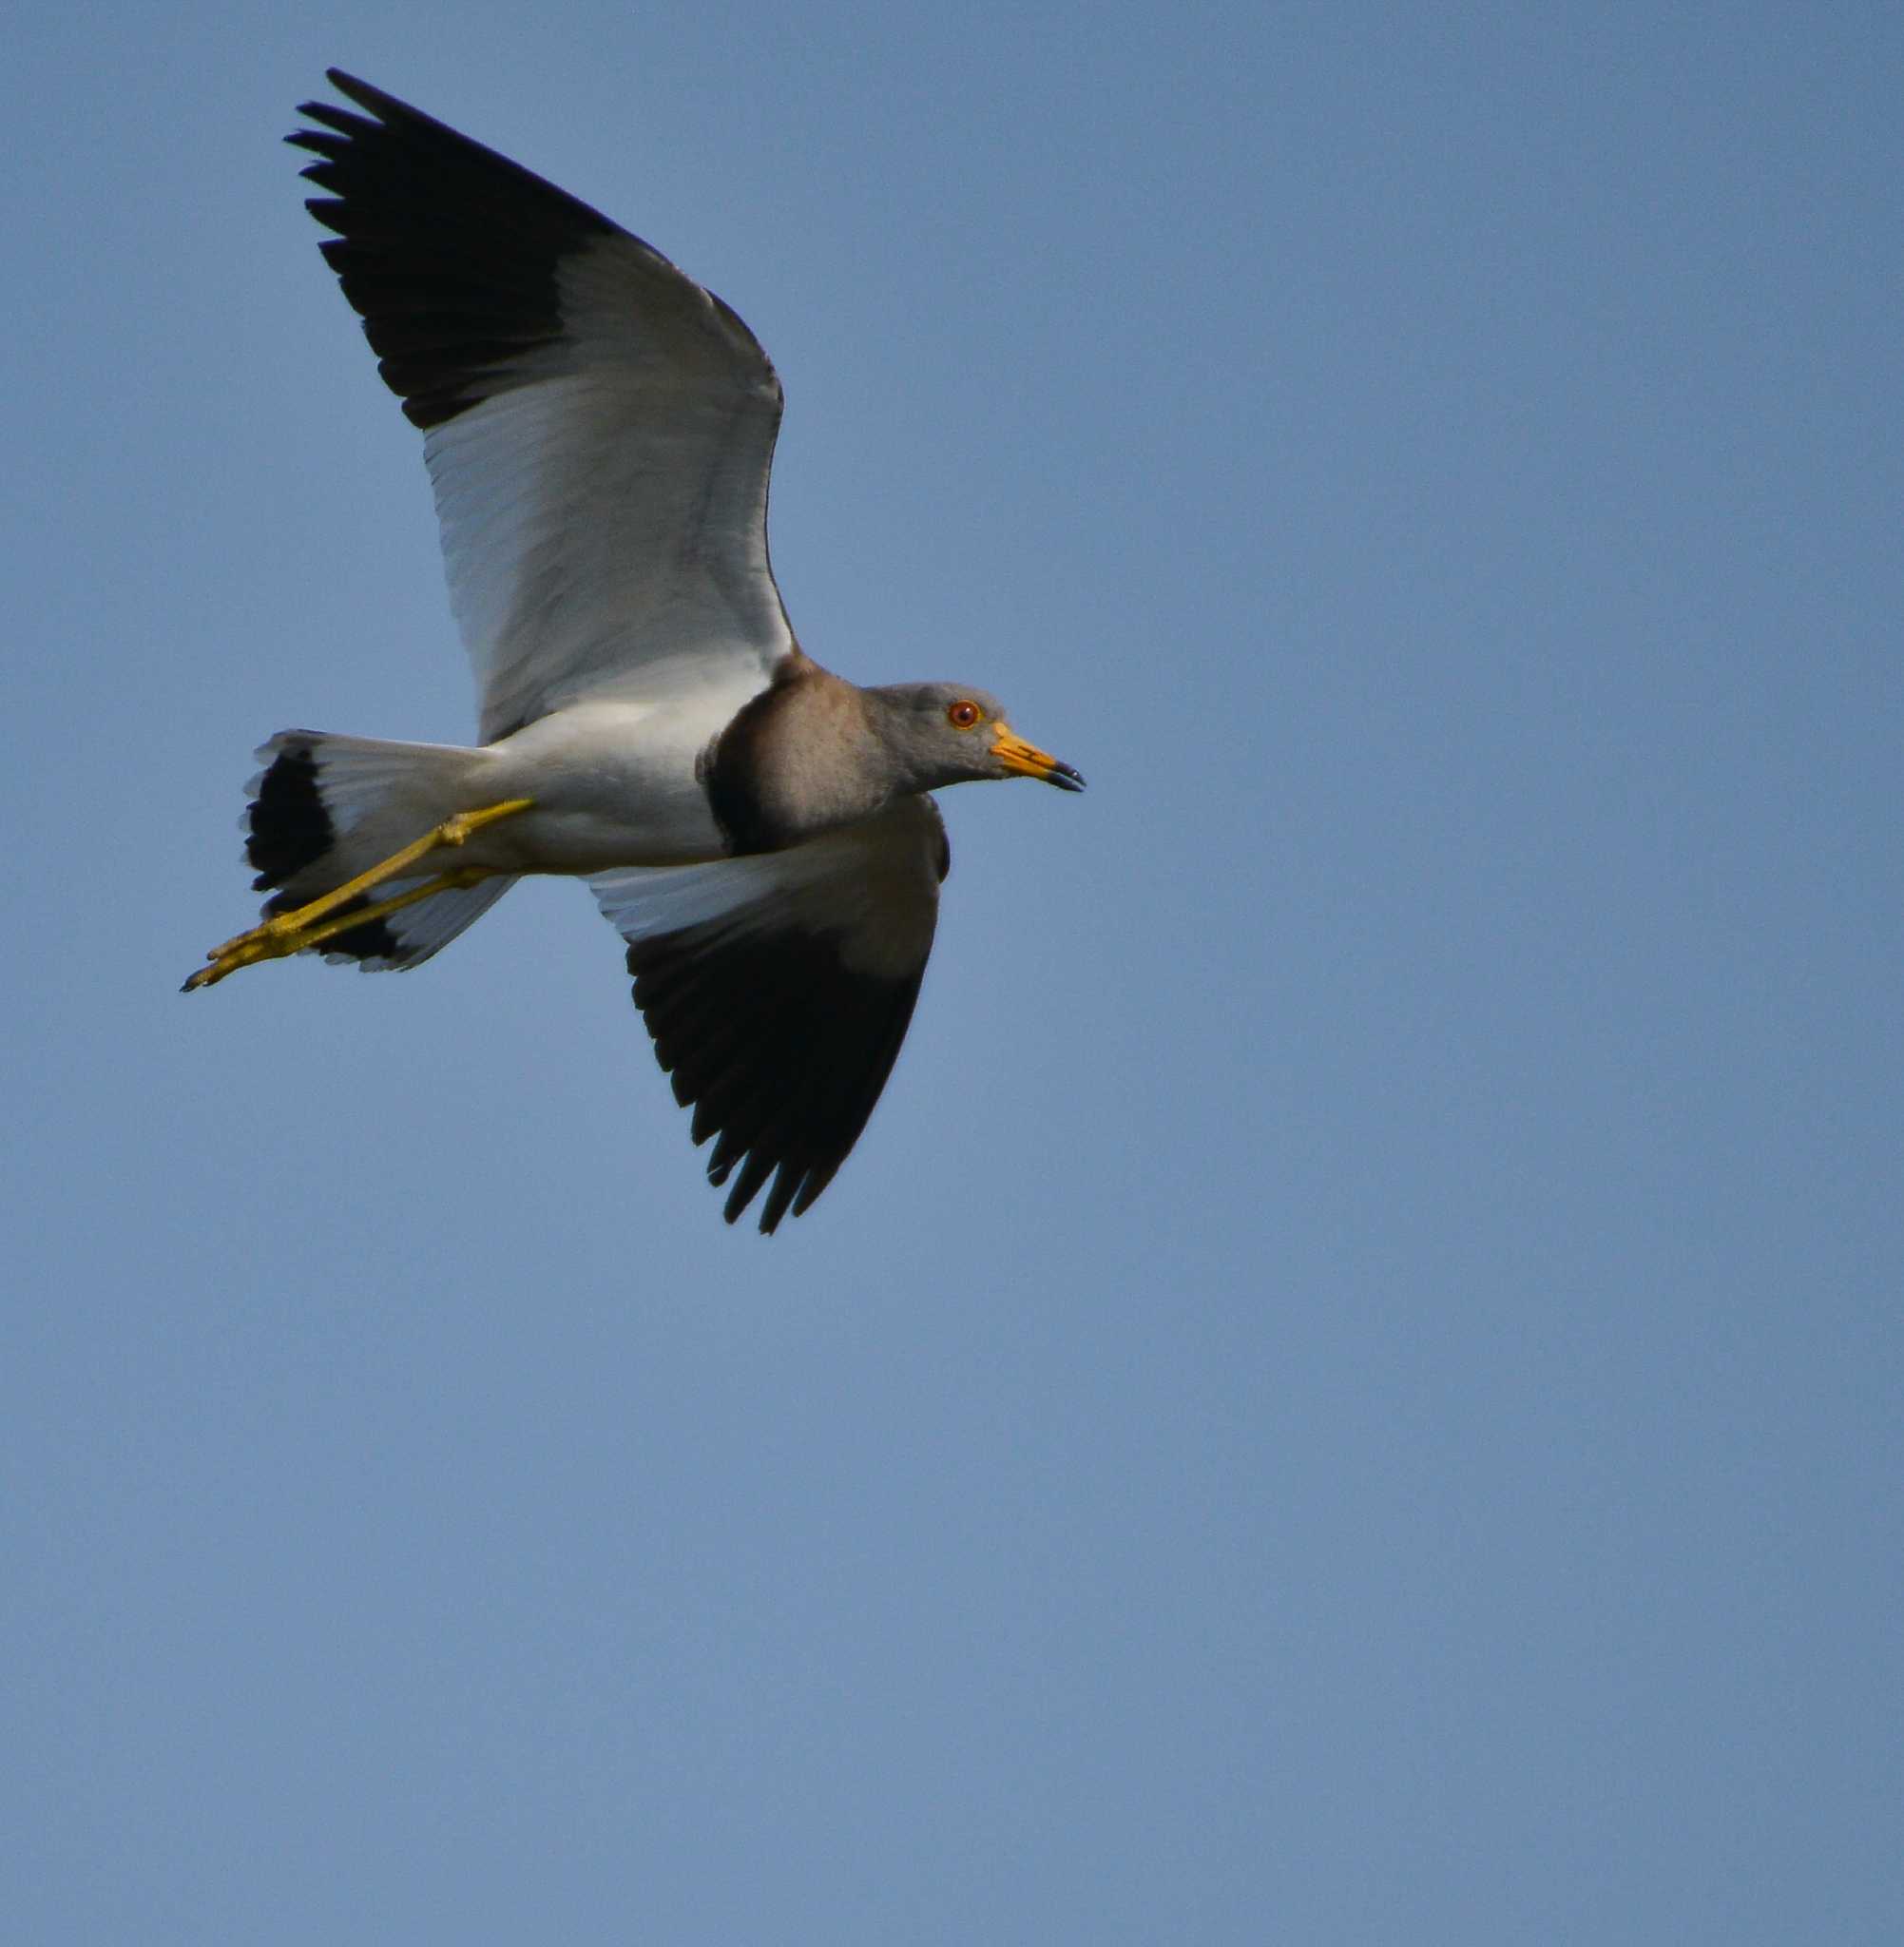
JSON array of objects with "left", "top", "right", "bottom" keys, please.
[{"left": 246, "top": 729, "right": 518, "bottom": 971}]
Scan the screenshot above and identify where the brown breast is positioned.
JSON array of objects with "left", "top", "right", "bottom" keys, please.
[{"left": 700, "top": 655, "right": 891, "bottom": 855}]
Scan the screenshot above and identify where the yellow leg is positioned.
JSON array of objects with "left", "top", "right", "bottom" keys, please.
[
  {"left": 183, "top": 865, "right": 496, "bottom": 992},
  {"left": 183, "top": 798, "right": 534, "bottom": 993}
]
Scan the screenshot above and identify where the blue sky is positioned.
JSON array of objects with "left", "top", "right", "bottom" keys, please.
[{"left": 5, "top": 3, "right": 1901, "bottom": 1939}]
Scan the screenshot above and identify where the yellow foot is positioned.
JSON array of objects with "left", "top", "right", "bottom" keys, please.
[{"left": 182, "top": 798, "right": 533, "bottom": 993}]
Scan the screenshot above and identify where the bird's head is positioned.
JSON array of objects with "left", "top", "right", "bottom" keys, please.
[{"left": 866, "top": 683, "right": 1087, "bottom": 797}]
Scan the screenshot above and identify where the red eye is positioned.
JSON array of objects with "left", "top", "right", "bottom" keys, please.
[{"left": 947, "top": 700, "right": 983, "bottom": 729}]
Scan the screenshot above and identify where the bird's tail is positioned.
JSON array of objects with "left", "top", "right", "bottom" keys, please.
[{"left": 240, "top": 730, "right": 519, "bottom": 971}]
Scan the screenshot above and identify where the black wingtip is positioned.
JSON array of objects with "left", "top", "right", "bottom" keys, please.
[
  {"left": 322, "top": 68, "right": 386, "bottom": 110},
  {"left": 289, "top": 71, "right": 410, "bottom": 149}
]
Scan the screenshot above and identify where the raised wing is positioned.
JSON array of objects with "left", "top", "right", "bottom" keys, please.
[
  {"left": 590, "top": 799, "right": 952, "bottom": 1232},
  {"left": 289, "top": 70, "right": 794, "bottom": 742}
]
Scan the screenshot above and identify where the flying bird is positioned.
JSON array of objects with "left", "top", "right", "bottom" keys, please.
[{"left": 183, "top": 70, "right": 1085, "bottom": 1233}]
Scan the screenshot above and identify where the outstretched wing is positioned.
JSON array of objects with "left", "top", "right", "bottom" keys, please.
[
  {"left": 590, "top": 800, "right": 952, "bottom": 1232},
  {"left": 290, "top": 70, "right": 794, "bottom": 742}
]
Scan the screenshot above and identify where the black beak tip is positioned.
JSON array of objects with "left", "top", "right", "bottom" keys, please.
[{"left": 1048, "top": 761, "right": 1087, "bottom": 793}]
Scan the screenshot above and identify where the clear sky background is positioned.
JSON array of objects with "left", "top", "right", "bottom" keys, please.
[{"left": 5, "top": 3, "right": 1900, "bottom": 1940}]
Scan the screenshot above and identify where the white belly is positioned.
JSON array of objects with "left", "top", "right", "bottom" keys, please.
[{"left": 477, "top": 698, "right": 733, "bottom": 872}]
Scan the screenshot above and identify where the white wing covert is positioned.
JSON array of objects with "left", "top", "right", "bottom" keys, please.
[{"left": 290, "top": 71, "right": 793, "bottom": 742}]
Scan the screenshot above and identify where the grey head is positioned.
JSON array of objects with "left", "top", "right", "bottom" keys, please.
[
  {"left": 860, "top": 682, "right": 1087, "bottom": 798},
  {"left": 702, "top": 668, "right": 1086, "bottom": 855}
]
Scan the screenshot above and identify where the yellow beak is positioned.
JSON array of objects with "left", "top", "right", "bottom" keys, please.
[{"left": 991, "top": 724, "right": 1087, "bottom": 791}]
